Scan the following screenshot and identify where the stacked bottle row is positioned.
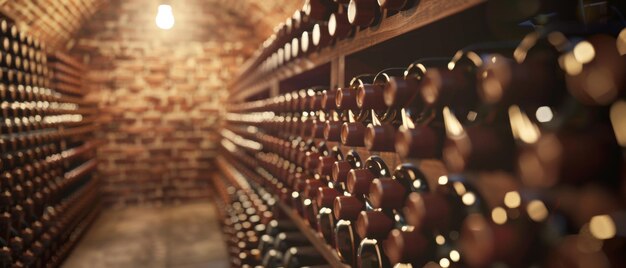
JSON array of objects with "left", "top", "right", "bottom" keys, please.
[
  {"left": 0, "top": 18, "right": 100, "bottom": 268},
  {"left": 255, "top": 0, "right": 619, "bottom": 73},
  {"left": 258, "top": 0, "right": 424, "bottom": 70},
  {"left": 214, "top": 159, "right": 331, "bottom": 268},
  {"left": 0, "top": 19, "right": 49, "bottom": 89},
  {"left": 223, "top": 27, "right": 626, "bottom": 268}
]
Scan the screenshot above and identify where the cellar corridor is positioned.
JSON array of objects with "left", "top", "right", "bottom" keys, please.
[
  {"left": 1, "top": 0, "right": 625, "bottom": 267},
  {"left": 62, "top": 202, "right": 228, "bottom": 268}
]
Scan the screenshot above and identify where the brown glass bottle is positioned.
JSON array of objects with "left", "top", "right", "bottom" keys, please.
[{"left": 348, "top": 0, "right": 381, "bottom": 28}]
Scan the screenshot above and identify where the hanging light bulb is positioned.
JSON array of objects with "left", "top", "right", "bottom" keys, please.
[{"left": 155, "top": 4, "right": 175, "bottom": 30}]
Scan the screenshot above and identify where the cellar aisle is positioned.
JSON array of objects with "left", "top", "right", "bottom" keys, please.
[{"left": 62, "top": 202, "right": 229, "bottom": 268}]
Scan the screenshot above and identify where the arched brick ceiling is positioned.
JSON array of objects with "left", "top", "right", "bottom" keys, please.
[
  {"left": 216, "top": 0, "right": 304, "bottom": 37},
  {"left": 0, "top": 0, "right": 106, "bottom": 49},
  {"left": 0, "top": 0, "right": 302, "bottom": 51}
]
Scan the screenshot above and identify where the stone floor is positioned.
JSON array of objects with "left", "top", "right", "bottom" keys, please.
[{"left": 62, "top": 202, "right": 229, "bottom": 268}]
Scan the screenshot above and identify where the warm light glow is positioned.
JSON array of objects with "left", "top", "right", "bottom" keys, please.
[
  {"left": 491, "top": 207, "right": 508, "bottom": 225},
  {"left": 589, "top": 215, "right": 616, "bottom": 240},
  {"left": 610, "top": 101, "right": 626, "bottom": 147},
  {"left": 412, "top": 180, "right": 422, "bottom": 189},
  {"left": 443, "top": 106, "right": 465, "bottom": 137},
  {"left": 328, "top": 13, "right": 337, "bottom": 36},
  {"left": 447, "top": 61, "right": 456, "bottom": 70},
  {"left": 573, "top": 41, "right": 596, "bottom": 64},
  {"left": 508, "top": 105, "right": 540, "bottom": 144},
  {"left": 560, "top": 52, "right": 583, "bottom": 75},
  {"left": 504, "top": 191, "right": 521, "bottom": 208},
  {"left": 301, "top": 31, "right": 310, "bottom": 53},
  {"left": 401, "top": 109, "right": 416, "bottom": 129},
  {"left": 347, "top": 0, "right": 357, "bottom": 24},
  {"left": 435, "top": 235, "right": 446, "bottom": 245},
  {"left": 526, "top": 200, "right": 549, "bottom": 222},
  {"left": 452, "top": 182, "right": 467, "bottom": 195},
  {"left": 439, "top": 258, "right": 450, "bottom": 268},
  {"left": 449, "top": 250, "right": 460, "bottom": 262},
  {"left": 438, "top": 175, "right": 449, "bottom": 185},
  {"left": 535, "top": 106, "right": 553, "bottom": 123},
  {"left": 461, "top": 192, "right": 476, "bottom": 206},
  {"left": 155, "top": 5, "right": 175, "bottom": 30},
  {"left": 466, "top": 111, "right": 478, "bottom": 122}
]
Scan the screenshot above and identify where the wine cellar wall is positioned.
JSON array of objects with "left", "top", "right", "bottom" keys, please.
[{"left": 217, "top": 0, "right": 626, "bottom": 268}]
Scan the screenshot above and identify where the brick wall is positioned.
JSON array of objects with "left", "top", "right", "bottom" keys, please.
[
  {"left": 70, "top": 0, "right": 264, "bottom": 207},
  {"left": 2, "top": 0, "right": 301, "bottom": 207}
]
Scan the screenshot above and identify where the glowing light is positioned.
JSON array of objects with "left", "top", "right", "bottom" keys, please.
[
  {"left": 560, "top": 52, "right": 582, "bottom": 75},
  {"left": 447, "top": 61, "right": 456, "bottom": 70},
  {"left": 461, "top": 192, "right": 476, "bottom": 206},
  {"left": 508, "top": 105, "right": 540, "bottom": 144},
  {"left": 573, "top": 41, "right": 596, "bottom": 64},
  {"left": 347, "top": 0, "right": 357, "bottom": 24},
  {"left": 504, "top": 191, "right": 521, "bottom": 208},
  {"left": 439, "top": 258, "right": 450, "bottom": 268},
  {"left": 443, "top": 107, "right": 464, "bottom": 137},
  {"left": 449, "top": 250, "right": 460, "bottom": 262},
  {"left": 435, "top": 235, "right": 446, "bottom": 245},
  {"left": 452, "top": 182, "right": 466, "bottom": 195},
  {"left": 589, "top": 215, "right": 616, "bottom": 240},
  {"left": 328, "top": 14, "right": 337, "bottom": 36},
  {"left": 535, "top": 106, "right": 554, "bottom": 123},
  {"left": 466, "top": 111, "right": 478, "bottom": 122},
  {"left": 438, "top": 176, "right": 449, "bottom": 185},
  {"left": 610, "top": 101, "right": 626, "bottom": 147},
  {"left": 526, "top": 200, "right": 549, "bottom": 222},
  {"left": 155, "top": 5, "right": 175, "bottom": 30},
  {"left": 491, "top": 207, "right": 508, "bottom": 225}
]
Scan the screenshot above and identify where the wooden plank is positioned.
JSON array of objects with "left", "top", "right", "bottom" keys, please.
[
  {"left": 57, "top": 95, "right": 97, "bottom": 107},
  {"left": 337, "top": 55, "right": 345, "bottom": 89},
  {"left": 61, "top": 140, "right": 103, "bottom": 162},
  {"left": 50, "top": 62, "right": 83, "bottom": 78},
  {"left": 55, "top": 107, "right": 98, "bottom": 116},
  {"left": 51, "top": 81, "right": 85, "bottom": 96},
  {"left": 59, "top": 124, "right": 98, "bottom": 138},
  {"left": 53, "top": 71, "right": 83, "bottom": 87},
  {"left": 50, "top": 51, "right": 85, "bottom": 72},
  {"left": 278, "top": 202, "right": 351, "bottom": 268},
  {"left": 229, "top": 0, "right": 485, "bottom": 101}
]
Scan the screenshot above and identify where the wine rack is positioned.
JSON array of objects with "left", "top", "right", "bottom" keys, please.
[
  {"left": 219, "top": 0, "right": 626, "bottom": 267},
  {"left": 0, "top": 16, "right": 101, "bottom": 268}
]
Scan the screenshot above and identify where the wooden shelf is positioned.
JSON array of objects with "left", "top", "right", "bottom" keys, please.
[
  {"left": 229, "top": 0, "right": 485, "bottom": 101},
  {"left": 218, "top": 154, "right": 349, "bottom": 268},
  {"left": 278, "top": 202, "right": 351, "bottom": 268}
]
